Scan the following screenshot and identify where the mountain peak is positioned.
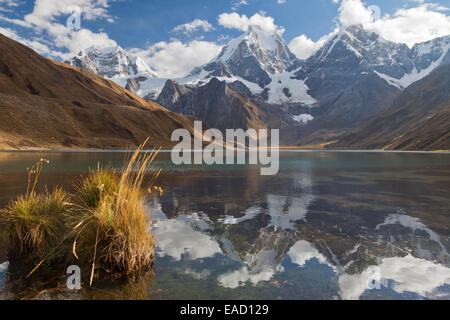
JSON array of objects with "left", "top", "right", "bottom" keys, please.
[
  {"left": 342, "top": 24, "right": 368, "bottom": 37},
  {"left": 215, "top": 28, "right": 295, "bottom": 70},
  {"left": 67, "top": 46, "right": 157, "bottom": 79},
  {"left": 190, "top": 29, "right": 297, "bottom": 87},
  {"left": 79, "top": 45, "right": 125, "bottom": 57}
]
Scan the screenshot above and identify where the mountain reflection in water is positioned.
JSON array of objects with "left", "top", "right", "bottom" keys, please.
[{"left": 0, "top": 152, "right": 449, "bottom": 299}]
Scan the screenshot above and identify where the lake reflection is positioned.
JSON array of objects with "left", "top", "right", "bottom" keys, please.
[{"left": 0, "top": 151, "right": 449, "bottom": 299}]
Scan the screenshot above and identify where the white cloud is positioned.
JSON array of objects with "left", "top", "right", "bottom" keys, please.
[
  {"left": 0, "top": 0, "right": 118, "bottom": 59},
  {"left": 23, "top": 0, "right": 113, "bottom": 26},
  {"left": 0, "top": 0, "right": 22, "bottom": 12},
  {"left": 277, "top": 0, "right": 286, "bottom": 4},
  {"left": 171, "top": 19, "right": 214, "bottom": 35},
  {"left": 130, "top": 39, "right": 222, "bottom": 78},
  {"left": 337, "top": 0, "right": 450, "bottom": 47},
  {"left": 231, "top": 0, "right": 248, "bottom": 11},
  {"left": 290, "top": 0, "right": 450, "bottom": 60},
  {"left": 289, "top": 28, "right": 339, "bottom": 59},
  {"left": 0, "top": 0, "right": 21, "bottom": 7},
  {"left": 61, "top": 29, "right": 117, "bottom": 53},
  {"left": 368, "top": 4, "right": 450, "bottom": 47},
  {"left": 338, "top": 0, "right": 374, "bottom": 26},
  {"left": 0, "top": 26, "right": 56, "bottom": 56},
  {"left": 218, "top": 12, "right": 280, "bottom": 33},
  {"left": 0, "top": 13, "right": 32, "bottom": 27}
]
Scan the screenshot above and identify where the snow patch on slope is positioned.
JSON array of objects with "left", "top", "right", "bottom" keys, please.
[
  {"left": 374, "top": 41, "right": 449, "bottom": 89},
  {"left": 266, "top": 72, "right": 317, "bottom": 105},
  {"left": 292, "top": 114, "right": 314, "bottom": 124}
]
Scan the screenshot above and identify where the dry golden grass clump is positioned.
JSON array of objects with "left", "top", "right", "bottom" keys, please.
[
  {"left": 1, "top": 141, "right": 161, "bottom": 285},
  {"left": 0, "top": 159, "right": 71, "bottom": 264},
  {"left": 74, "top": 166, "right": 120, "bottom": 210},
  {"left": 73, "top": 144, "right": 161, "bottom": 281},
  {"left": 2, "top": 187, "right": 70, "bottom": 261}
]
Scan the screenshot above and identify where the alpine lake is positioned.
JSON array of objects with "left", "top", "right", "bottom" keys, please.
[{"left": 0, "top": 151, "right": 449, "bottom": 300}]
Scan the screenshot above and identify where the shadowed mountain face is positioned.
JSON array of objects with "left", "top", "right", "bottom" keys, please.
[
  {"left": 0, "top": 34, "right": 196, "bottom": 150},
  {"left": 330, "top": 65, "right": 450, "bottom": 151},
  {"left": 157, "top": 77, "right": 290, "bottom": 132}
]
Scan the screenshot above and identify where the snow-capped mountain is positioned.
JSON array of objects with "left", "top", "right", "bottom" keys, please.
[
  {"left": 142, "top": 28, "right": 317, "bottom": 105},
  {"left": 65, "top": 25, "right": 449, "bottom": 144},
  {"left": 378, "top": 35, "right": 450, "bottom": 89},
  {"left": 283, "top": 24, "right": 450, "bottom": 143},
  {"left": 66, "top": 25, "right": 449, "bottom": 107},
  {"left": 186, "top": 28, "right": 317, "bottom": 105},
  {"left": 156, "top": 25, "right": 449, "bottom": 109},
  {"left": 66, "top": 46, "right": 158, "bottom": 88},
  {"left": 191, "top": 28, "right": 296, "bottom": 86},
  {"left": 295, "top": 25, "right": 450, "bottom": 90}
]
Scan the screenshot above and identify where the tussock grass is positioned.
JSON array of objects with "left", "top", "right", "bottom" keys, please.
[
  {"left": 0, "top": 159, "right": 71, "bottom": 263},
  {"left": 72, "top": 141, "right": 160, "bottom": 281},
  {"left": 2, "top": 189, "right": 69, "bottom": 258},
  {"left": 1, "top": 140, "right": 161, "bottom": 285},
  {"left": 74, "top": 166, "right": 120, "bottom": 210}
]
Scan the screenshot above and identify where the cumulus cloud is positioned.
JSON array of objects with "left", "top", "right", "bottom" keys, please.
[
  {"left": 171, "top": 19, "right": 214, "bottom": 35},
  {"left": 61, "top": 29, "right": 117, "bottom": 53},
  {"left": 290, "top": 0, "right": 450, "bottom": 60},
  {"left": 368, "top": 4, "right": 450, "bottom": 47},
  {"left": 0, "top": 0, "right": 118, "bottom": 58},
  {"left": 23, "top": 0, "right": 113, "bottom": 26},
  {"left": 289, "top": 28, "right": 339, "bottom": 59},
  {"left": 337, "top": 0, "right": 450, "bottom": 47},
  {"left": 338, "top": 0, "right": 374, "bottom": 26},
  {"left": 130, "top": 39, "right": 222, "bottom": 78},
  {"left": 218, "top": 12, "right": 281, "bottom": 33}
]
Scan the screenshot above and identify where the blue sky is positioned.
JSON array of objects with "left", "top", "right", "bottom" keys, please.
[
  {"left": 0, "top": 0, "right": 449, "bottom": 77},
  {"left": 97, "top": 0, "right": 428, "bottom": 46}
]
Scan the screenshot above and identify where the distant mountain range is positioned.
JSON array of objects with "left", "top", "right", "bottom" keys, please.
[
  {"left": 0, "top": 34, "right": 196, "bottom": 150},
  {"left": 64, "top": 25, "right": 449, "bottom": 151},
  {"left": 0, "top": 22, "right": 448, "bottom": 151},
  {"left": 290, "top": 25, "right": 449, "bottom": 141},
  {"left": 67, "top": 46, "right": 158, "bottom": 79}
]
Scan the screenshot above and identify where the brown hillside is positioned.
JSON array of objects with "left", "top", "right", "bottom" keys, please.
[
  {"left": 329, "top": 65, "right": 450, "bottom": 151},
  {"left": 0, "top": 33, "right": 196, "bottom": 150}
]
